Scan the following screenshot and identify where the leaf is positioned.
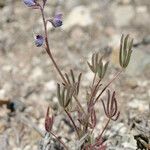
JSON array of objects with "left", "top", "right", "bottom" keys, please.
[
  {"left": 70, "top": 69, "right": 75, "bottom": 83},
  {"left": 57, "top": 84, "right": 63, "bottom": 107},
  {"left": 77, "top": 73, "right": 82, "bottom": 95},
  {"left": 65, "top": 73, "right": 71, "bottom": 84},
  {"left": 119, "top": 34, "right": 124, "bottom": 67},
  {"left": 87, "top": 61, "right": 95, "bottom": 73}
]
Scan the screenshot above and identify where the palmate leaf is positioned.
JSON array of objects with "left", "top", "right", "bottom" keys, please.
[
  {"left": 119, "top": 34, "right": 133, "bottom": 68},
  {"left": 97, "top": 60, "right": 109, "bottom": 79},
  {"left": 88, "top": 53, "right": 109, "bottom": 79},
  {"left": 64, "top": 70, "right": 82, "bottom": 96},
  {"left": 57, "top": 83, "right": 74, "bottom": 109}
]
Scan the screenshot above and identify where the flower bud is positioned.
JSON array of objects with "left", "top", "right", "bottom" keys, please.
[
  {"left": 50, "top": 14, "right": 63, "bottom": 28},
  {"left": 34, "top": 35, "right": 44, "bottom": 47},
  {"left": 23, "top": 0, "right": 36, "bottom": 7}
]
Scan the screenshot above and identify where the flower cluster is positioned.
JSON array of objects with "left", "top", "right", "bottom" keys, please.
[{"left": 23, "top": 0, "right": 63, "bottom": 47}]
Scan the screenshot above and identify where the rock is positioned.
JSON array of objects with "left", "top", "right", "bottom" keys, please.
[
  {"left": 30, "top": 67, "right": 43, "bottom": 81},
  {"left": 112, "top": 5, "right": 135, "bottom": 27},
  {"left": 134, "top": 6, "right": 150, "bottom": 26},
  {"left": 124, "top": 78, "right": 138, "bottom": 89},
  {"left": 63, "top": 6, "right": 93, "bottom": 30},
  {"left": 65, "top": 0, "right": 81, "bottom": 9},
  {"left": 126, "top": 49, "right": 150, "bottom": 76},
  {"left": 83, "top": 72, "right": 94, "bottom": 86},
  {"left": 0, "top": 89, "right": 6, "bottom": 99},
  {"left": 128, "top": 99, "right": 149, "bottom": 112},
  {"left": 121, "top": 134, "right": 137, "bottom": 149},
  {"left": 118, "top": 0, "right": 131, "bottom": 5},
  {"left": 0, "top": 134, "right": 9, "bottom": 150},
  {"left": 44, "top": 80, "right": 56, "bottom": 92},
  {"left": 0, "top": 0, "right": 5, "bottom": 8}
]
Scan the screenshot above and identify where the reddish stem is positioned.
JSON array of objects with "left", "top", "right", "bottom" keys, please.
[
  {"left": 64, "top": 109, "right": 80, "bottom": 138},
  {"left": 40, "top": 7, "right": 67, "bottom": 84},
  {"left": 91, "top": 118, "right": 111, "bottom": 148},
  {"left": 49, "top": 131, "right": 69, "bottom": 150},
  {"left": 94, "top": 69, "right": 123, "bottom": 105}
]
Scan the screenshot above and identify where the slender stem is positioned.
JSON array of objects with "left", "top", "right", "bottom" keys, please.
[
  {"left": 94, "top": 69, "right": 123, "bottom": 104},
  {"left": 89, "top": 78, "right": 102, "bottom": 104},
  {"left": 40, "top": 7, "right": 67, "bottom": 84},
  {"left": 64, "top": 109, "right": 80, "bottom": 138},
  {"left": 97, "top": 118, "right": 111, "bottom": 140},
  {"left": 74, "top": 95, "right": 86, "bottom": 116},
  {"left": 85, "top": 78, "right": 101, "bottom": 132},
  {"left": 92, "top": 73, "right": 96, "bottom": 88},
  {"left": 49, "top": 131, "right": 69, "bottom": 150}
]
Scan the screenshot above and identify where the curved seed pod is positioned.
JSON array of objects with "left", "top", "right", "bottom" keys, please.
[{"left": 101, "top": 90, "right": 120, "bottom": 121}]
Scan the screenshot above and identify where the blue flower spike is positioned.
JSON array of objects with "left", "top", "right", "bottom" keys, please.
[
  {"left": 23, "top": 0, "right": 36, "bottom": 7},
  {"left": 51, "top": 14, "right": 63, "bottom": 28},
  {"left": 35, "top": 35, "right": 44, "bottom": 47}
]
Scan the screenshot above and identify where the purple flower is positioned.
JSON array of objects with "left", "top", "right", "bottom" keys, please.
[
  {"left": 34, "top": 35, "right": 44, "bottom": 47},
  {"left": 23, "top": 0, "right": 36, "bottom": 7},
  {"left": 50, "top": 14, "right": 63, "bottom": 28}
]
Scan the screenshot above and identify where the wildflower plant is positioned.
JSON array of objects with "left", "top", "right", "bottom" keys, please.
[{"left": 22, "top": 1, "right": 134, "bottom": 149}]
